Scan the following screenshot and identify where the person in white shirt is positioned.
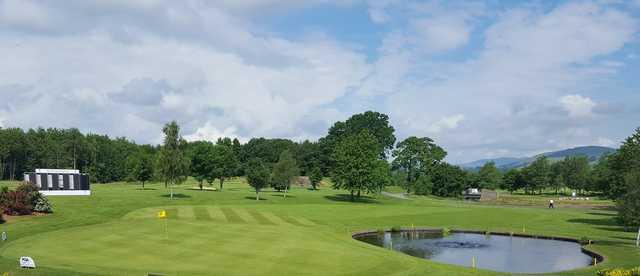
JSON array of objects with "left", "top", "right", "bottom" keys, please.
[{"left": 549, "top": 199, "right": 555, "bottom": 209}]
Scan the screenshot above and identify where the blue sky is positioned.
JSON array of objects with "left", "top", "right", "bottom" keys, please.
[{"left": 0, "top": 0, "right": 639, "bottom": 163}]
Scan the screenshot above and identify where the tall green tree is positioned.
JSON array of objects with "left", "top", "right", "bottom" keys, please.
[
  {"left": 246, "top": 158, "right": 270, "bottom": 200},
  {"left": 391, "top": 136, "right": 446, "bottom": 193},
  {"left": 522, "top": 156, "right": 551, "bottom": 194},
  {"left": 430, "top": 163, "right": 468, "bottom": 197},
  {"left": 159, "top": 121, "right": 190, "bottom": 199},
  {"left": 616, "top": 172, "right": 640, "bottom": 228},
  {"left": 132, "top": 153, "right": 154, "bottom": 189},
  {"left": 562, "top": 156, "right": 591, "bottom": 195},
  {"left": 309, "top": 166, "right": 323, "bottom": 190},
  {"left": 189, "top": 141, "right": 215, "bottom": 190},
  {"left": 477, "top": 161, "right": 502, "bottom": 190},
  {"left": 320, "top": 111, "right": 396, "bottom": 173},
  {"left": 211, "top": 144, "right": 239, "bottom": 191},
  {"left": 502, "top": 169, "right": 525, "bottom": 194},
  {"left": 331, "top": 131, "right": 391, "bottom": 201},
  {"left": 609, "top": 128, "right": 640, "bottom": 199},
  {"left": 271, "top": 150, "right": 299, "bottom": 198}
]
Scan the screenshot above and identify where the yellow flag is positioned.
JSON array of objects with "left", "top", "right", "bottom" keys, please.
[{"left": 157, "top": 210, "right": 167, "bottom": 219}]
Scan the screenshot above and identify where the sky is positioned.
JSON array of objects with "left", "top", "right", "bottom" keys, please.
[{"left": 0, "top": 0, "right": 639, "bottom": 164}]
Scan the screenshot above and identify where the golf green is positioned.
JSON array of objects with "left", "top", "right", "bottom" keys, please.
[{"left": 0, "top": 179, "right": 636, "bottom": 275}]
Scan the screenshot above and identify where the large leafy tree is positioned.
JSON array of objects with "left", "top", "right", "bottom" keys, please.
[
  {"left": 320, "top": 111, "right": 396, "bottom": 172},
  {"left": 502, "top": 169, "right": 525, "bottom": 194},
  {"left": 476, "top": 161, "right": 502, "bottom": 190},
  {"left": 159, "top": 121, "right": 190, "bottom": 199},
  {"left": 608, "top": 128, "right": 640, "bottom": 199},
  {"left": 309, "top": 166, "right": 323, "bottom": 190},
  {"left": 210, "top": 143, "right": 239, "bottom": 191},
  {"left": 132, "top": 152, "right": 154, "bottom": 189},
  {"left": 430, "top": 163, "right": 468, "bottom": 197},
  {"left": 617, "top": 172, "right": 640, "bottom": 228},
  {"left": 189, "top": 141, "right": 215, "bottom": 190},
  {"left": 522, "top": 156, "right": 551, "bottom": 194},
  {"left": 391, "top": 136, "right": 446, "bottom": 193},
  {"left": 271, "top": 150, "right": 299, "bottom": 197},
  {"left": 331, "top": 131, "right": 391, "bottom": 201},
  {"left": 246, "top": 158, "right": 270, "bottom": 200},
  {"left": 561, "top": 156, "right": 591, "bottom": 195}
]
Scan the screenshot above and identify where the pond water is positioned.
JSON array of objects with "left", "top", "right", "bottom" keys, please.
[{"left": 354, "top": 231, "right": 594, "bottom": 274}]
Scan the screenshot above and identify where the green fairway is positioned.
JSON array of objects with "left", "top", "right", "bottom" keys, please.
[{"left": 0, "top": 179, "right": 637, "bottom": 275}]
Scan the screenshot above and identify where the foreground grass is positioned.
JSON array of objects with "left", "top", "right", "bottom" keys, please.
[{"left": 0, "top": 179, "right": 637, "bottom": 275}]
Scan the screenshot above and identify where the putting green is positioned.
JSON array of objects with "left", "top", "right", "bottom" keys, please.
[{"left": 0, "top": 206, "right": 465, "bottom": 275}]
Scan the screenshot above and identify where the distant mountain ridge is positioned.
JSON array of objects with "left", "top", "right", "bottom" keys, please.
[{"left": 459, "top": 146, "right": 616, "bottom": 171}]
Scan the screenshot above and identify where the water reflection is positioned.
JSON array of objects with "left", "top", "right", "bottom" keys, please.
[{"left": 355, "top": 231, "right": 593, "bottom": 274}]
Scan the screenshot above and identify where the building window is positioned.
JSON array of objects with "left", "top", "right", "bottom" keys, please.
[
  {"left": 69, "top": 175, "right": 75, "bottom": 190},
  {"left": 58, "top": 175, "right": 64, "bottom": 189},
  {"left": 36, "top": 174, "right": 42, "bottom": 188},
  {"left": 47, "top": 174, "right": 53, "bottom": 188}
]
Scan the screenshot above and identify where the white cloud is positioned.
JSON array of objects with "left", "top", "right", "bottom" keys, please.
[
  {"left": 0, "top": 2, "right": 370, "bottom": 143},
  {"left": 597, "top": 137, "right": 617, "bottom": 147},
  {"left": 410, "top": 17, "right": 472, "bottom": 52},
  {"left": 426, "top": 114, "right": 465, "bottom": 133},
  {"left": 184, "top": 123, "right": 248, "bottom": 143},
  {"left": 560, "top": 95, "right": 597, "bottom": 118}
]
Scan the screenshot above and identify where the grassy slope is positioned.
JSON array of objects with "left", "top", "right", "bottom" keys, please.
[{"left": 0, "top": 179, "right": 636, "bottom": 275}]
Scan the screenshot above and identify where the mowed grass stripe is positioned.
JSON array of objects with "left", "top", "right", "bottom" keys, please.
[
  {"left": 193, "top": 207, "right": 213, "bottom": 221},
  {"left": 179, "top": 207, "right": 195, "bottom": 219},
  {"left": 247, "top": 210, "right": 276, "bottom": 225},
  {"left": 207, "top": 206, "right": 226, "bottom": 221},
  {"left": 294, "top": 217, "right": 317, "bottom": 226},
  {"left": 165, "top": 208, "right": 178, "bottom": 219},
  {"left": 273, "top": 213, "right": 305, "bottom": 226},
  {"left": 261, "top": 212, "right": 289, "bottom": 225},
  {"left": 233, "top": 208, "right": 258, "bottom": 224},
  {"left": 220, "top": 207, "right": 245, "bottom": 223}
]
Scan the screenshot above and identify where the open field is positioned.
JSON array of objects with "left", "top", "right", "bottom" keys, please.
[{"left": 0, "top": 179, "right": 637, "bottom": 275}]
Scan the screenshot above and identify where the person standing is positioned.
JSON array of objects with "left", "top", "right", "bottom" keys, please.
[{"left": 549, "top": 199, "right": 555, "bottom": 209}]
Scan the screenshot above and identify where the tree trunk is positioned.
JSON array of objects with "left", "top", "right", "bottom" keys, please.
[
  {"left": 357, "top": 190, "right": 361, "bottom": 198},
  {"left": 200, "top": 180, "right": 203, "bottom": 191},
  {"left": 219, "top": 177, "right": 224, "bottom": 191},
  {"left": 284, "top": 186, "right": 288, "bottom": 198},
  {"left": 170, "top": 183, "right": 174, "bottom": 200},
  {"left": 10, "top": 157, "right": 15, "bottom": 180},
  {"left": 256, "top": 191, "right": 260, "bottom": 201},
  {"left": 350, "top": 190, "right": 354, "bottom": 201}
]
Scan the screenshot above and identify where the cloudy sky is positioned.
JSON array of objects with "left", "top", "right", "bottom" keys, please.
[{"left": 0, "top": 0, "right": 639, "bottom": 163}]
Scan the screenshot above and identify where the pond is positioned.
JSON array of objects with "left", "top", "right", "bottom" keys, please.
[{"left": 354, "top": 231, "right": 596, "bottom": 274}]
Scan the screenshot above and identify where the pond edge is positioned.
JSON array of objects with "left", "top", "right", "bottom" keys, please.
[{"left": 351, "top": 227, "right": 605, "bottom": 266}]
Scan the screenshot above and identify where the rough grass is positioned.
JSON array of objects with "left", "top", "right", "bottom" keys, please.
[{"left": 0, "top": 178, "right": 636, "bottom": 275}]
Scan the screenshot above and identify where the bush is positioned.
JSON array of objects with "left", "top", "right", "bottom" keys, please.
[
  {"left": 33, "top": 196, "right": 53, "bottom": 213},
  {"left": 390, "top": 226, "right": 402, "bottom": 232},
  {"left": 597, "top": 267, "right": 640, "bottom": 276},
  {"left": 4, "top": 191, "right": 32, "bottom": 216},
  {"left": 0, "top": 183, "right": 52, "bottom": 215}
]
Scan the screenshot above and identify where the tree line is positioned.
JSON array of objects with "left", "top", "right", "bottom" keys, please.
[{"left": 2, "top": 112, "right": 639, "bottom": 225}]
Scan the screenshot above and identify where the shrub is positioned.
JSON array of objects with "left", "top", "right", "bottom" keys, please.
[
  {"left": 4, "top": 191, "right": 32, "bottom": 216},
  {"left": 390, "top": 226, "right": 402, "bottom": 232},
  {"left": 33, "top": 196, "right": 53, "bottom": 213},
  {"left": 16, "top": 182, "right": 41, "bottom": 206}
]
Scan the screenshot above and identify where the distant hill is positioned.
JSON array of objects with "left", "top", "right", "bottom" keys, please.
[{"left": 459, "top": 146, "right": 616, "bottom": 171}]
